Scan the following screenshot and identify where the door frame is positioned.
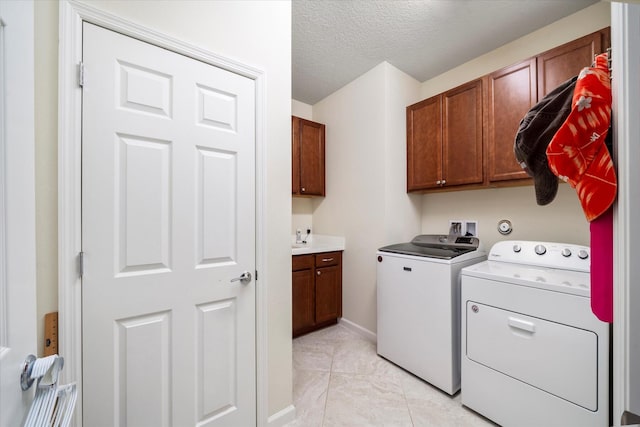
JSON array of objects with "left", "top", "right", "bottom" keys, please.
[
  {"left": 58, "top": 1, "right": 268, "bottom": 426},
  {"left": 612, "top": 2, "right": 640, "bottom": 424}
]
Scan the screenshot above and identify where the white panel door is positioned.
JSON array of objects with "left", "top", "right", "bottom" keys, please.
[
  {"left": 82, "top": 23, "right": 256, "bottom": 427},
  {"left": 0, "top": 1, "right": 37, "bottom": 426}
]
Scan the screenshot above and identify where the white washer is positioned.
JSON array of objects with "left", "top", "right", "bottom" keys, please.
[
  {"left": 377, "top": 235, "right": 486, "bottom": 394},
  {"left": 461, "top": 240, "right": 609, "bottom": 427}
]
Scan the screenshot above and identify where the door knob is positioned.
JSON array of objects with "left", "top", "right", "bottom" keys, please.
[
  {"left": 20, "top": 354, "right": 37, "bottom": 391},
  {"left": 231, "top": 271, "right": 252, "bottom": 284}
]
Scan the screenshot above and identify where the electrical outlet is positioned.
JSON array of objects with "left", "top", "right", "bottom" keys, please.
[{"left": 465, "top": 220, "right": 478, "bottom": 237}]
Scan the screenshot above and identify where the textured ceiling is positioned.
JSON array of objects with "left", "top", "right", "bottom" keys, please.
[{"left": 292, "top": 0, "right": 600, "bottom": 105}]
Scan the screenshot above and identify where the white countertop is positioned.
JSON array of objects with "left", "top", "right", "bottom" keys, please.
[{"left": 291, "top": 234, "right": 345, "bottom": 255}]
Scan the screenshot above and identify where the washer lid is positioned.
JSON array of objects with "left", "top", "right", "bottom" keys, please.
[
  {"left": 379, "top": 234, "right": 481, "bottom": 260},
  {"left": 462, "top": 260, "right": 590, "bottom": 297},
  {"left": 378, "top": 242, "right": 475, "bottom": 260}
]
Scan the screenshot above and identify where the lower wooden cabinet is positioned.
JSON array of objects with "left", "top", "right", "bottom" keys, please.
[
  {"left": 292, "top": 268, "right": 315, "bottom": 332},
  {"left": 292, "top": 251, "right": 342, "bottom": 337}
]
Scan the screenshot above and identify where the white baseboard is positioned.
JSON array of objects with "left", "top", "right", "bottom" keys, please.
[
  {"left": 267, "top": 404, "right": 296, "bottom": 427},
  {"left": 339, "top": 318, "right": 377, "bottom": 343}
]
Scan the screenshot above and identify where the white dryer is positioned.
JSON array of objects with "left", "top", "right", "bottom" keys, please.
[{"left": 461, "top": 240, "right": 609, "bottom": 427}]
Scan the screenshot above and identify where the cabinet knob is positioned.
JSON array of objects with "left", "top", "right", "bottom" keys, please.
[
  {"left": 301, "top": 187, "right": 306, "bottom": 192},
  {"left": 441, "top": 179, "right": 446, "bottom": 185},
  {"left": 436, "top": 180, "right": 442, "bottom": 185},
  {"left": 317, "top": 271, "right": 321, "bottom": 276}
]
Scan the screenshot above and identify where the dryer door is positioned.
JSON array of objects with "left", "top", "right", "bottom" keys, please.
[{"left": 465, "top": 302, "right": 599, "bottom": 410}]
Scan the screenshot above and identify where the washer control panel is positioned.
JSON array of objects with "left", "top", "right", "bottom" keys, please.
[{"left": 490, "top": 240, "right": 590, "bottom": 272}]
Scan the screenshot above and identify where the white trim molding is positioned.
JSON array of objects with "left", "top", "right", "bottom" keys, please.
[
  {"left": 266, "top": 404, "right": 295, "bottom": 427},
  {"left": 339, "top": 318, "right": 377, "bottom": 343},
  {"left": 58, "top": 1, "right": 269, "bottom": 425},
  {"left": 0, "top": 6, "right": 7, "bottom": 355},
  {"left": 612, "top": 2, "right": 640, "bottom": 425}
]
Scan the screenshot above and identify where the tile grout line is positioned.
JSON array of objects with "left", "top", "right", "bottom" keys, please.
[
  {"left": 397, "top": 369, "right": 417, "bottom": 427},
  {"left": 320, "top": 337, "right": 336, "bottom": 427}
]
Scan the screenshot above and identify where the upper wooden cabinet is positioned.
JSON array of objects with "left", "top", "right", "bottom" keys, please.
[
  {"left": 407, "top": 96, "right": 442, "bottom": 190},
  {"left": 292, "top": 116, "right": 325, "bottom": 196},
  {"left": 537, "top": 28, "right": 610, "bottom": 99},
  {"left": 442, "top": 80, "right": 484, "bottom": 187},
  {"left": 487, "top": 59, "right": 536, "bottom": 182},
  {"left": 408, "top": 28, "right": 610, "bottom": 193},
  {"left": 487, "top": 28, "right": 610, "bottom": 184},
  {"left": 407, "top": 79, "right": 484, "bottom": 191}
]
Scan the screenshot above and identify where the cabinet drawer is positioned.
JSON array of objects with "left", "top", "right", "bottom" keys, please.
[
  {"left": 292, "top": 254, "right": 314, "bottom": 271},
  {"left": 315, "top": 251, "right": 341, "bottom": 267}
]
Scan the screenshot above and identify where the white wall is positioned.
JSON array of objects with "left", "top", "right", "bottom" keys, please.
[
  {"left": 292, "top": 199, "right": 313, "bottom": 236},
  {"left": 34, "top": 0, "right": 59, "bottom": 357},
  {"left": 292, "top": 99, "right": 312, "bottom": 120},
  {"left": 383, "top": 65, "right": 423, "bottom": 244},
  {"left": 422, "top": 185, "right": 589, "bottom": 249},
  {"left": 312, "top": 62, "right": 421, "bottom": 334},
  {"left": 291, "top": 100, "right": 314, "bottom": 235},
  {"left": 35, "top": 0, "right": 293, "bottom": 420},
  {"left": 420, "top": 1, "right": 610, "bottom": 250}
]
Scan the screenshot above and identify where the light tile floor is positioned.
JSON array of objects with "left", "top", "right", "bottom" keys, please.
[{"left": 286, "top": 323, "right": 498, "bottom": 427}]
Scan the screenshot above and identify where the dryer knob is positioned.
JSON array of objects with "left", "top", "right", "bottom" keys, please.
[
  {"left": 513, "top": 244, "right": 521, "bottom": 253},
  {"left": 535, "top": 244, "right": 547, "bottom": 255},
  {"left": 561, "top": 248, "right": 572, "bottom": 257},
  {"left": 578, "top": 249, "right": 589, "bottom": 260}
]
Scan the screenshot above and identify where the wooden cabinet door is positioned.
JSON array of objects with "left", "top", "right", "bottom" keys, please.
[
  {"left": 315, "top": 265, "right": 341, "bottom": 324},
  {"left": 406, "top": 96, "right": 442, "bottom": 191},
  {"left": 442, "top": 79, "right": 484, "bottom": 186},
  {"left": 292, "top": 116, "right": 301, "bottom": 194},
  {"left": 292, "top": 252, "right": 342, "bottom": 337},
  {"left": 292, "top": 116, "right": 326, "bottom": 196},
  {"left": 488, "top": 59, "right": 536, "bottom": 182},
  {"left": 292, "top": 268, "right": 315, "bottom": 335},
  {"left": 537, "top": 28, "right": 609, "bottom": 99},
  {"left": 298, "top": 118, "right": 325, "bottom": 196}
]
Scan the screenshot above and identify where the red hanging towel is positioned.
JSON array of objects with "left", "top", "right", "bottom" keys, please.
[
  {"left": 590, "top": 206, "right": 613, "bottom": 323},
  {"left": 545, "top": 53, "right": 615, "bottom": 322},
  {"left": 546, "top": 53, "right": 616, "bottom": 222}
]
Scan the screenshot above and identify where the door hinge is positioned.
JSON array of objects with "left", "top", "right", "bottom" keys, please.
[
  {"left": 78, "top": 251, "right": 84, "bottom": 278},
  {"left": 255, "top": 270, "right": 258, "bottom": 281},
  {"left": 78, "top": 62, "right": 85, "bottom": 87}
]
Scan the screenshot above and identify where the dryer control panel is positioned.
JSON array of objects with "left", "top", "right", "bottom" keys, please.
[{"left": 488, "top": 240, "right": 590, "bottom": 272}]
